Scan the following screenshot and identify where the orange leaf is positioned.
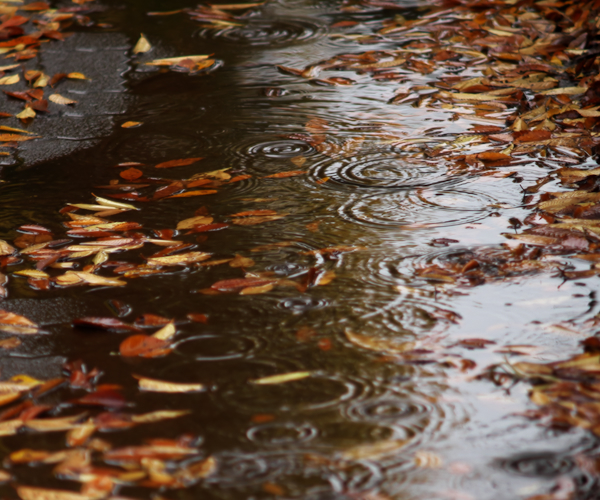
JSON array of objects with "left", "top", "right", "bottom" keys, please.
[
  {"left": 119, "top": 167, "right": 143, "bottom": 181},
  {"left": 155, "top": 157, "right": 202, "bottom": 169},
  {"left": 119, "top": 335, "right": 172, "bottom": 358}
]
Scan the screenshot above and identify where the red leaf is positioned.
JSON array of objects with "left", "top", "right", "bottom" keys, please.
[
  {"left": 119, "top": 335, "right": 172, "bottom": 358},
  {"left": 186, "top": 223, "right": 229, "bottom": 234},
  {"left": 155, "top": 157, "right": 203, "bottom": 169},
  {"left": 134, "top": 314, "right": 171, "bottom": 327},
  {"left": 18, "top": 224, "right": 52, "bottom": 234},
  {"left": 72, "top": 388, "right": 127, "bottom": 408},
  {"left": 73, "top": 317, "right": 140, "bottom": 333},
  {"left": 187, "top": 313, "right": 207, "bottom": 323}
]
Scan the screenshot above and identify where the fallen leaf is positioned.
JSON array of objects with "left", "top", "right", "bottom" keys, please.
[
  {"left": 120, "top": 335, "right": 172, "bottom": 358},
  {"left": 252, "top": 371, "right": 311, "bottom": 385},
  {"left": 155, "top": 157, "right": 202, "bottom": 169},
  {"left": 121, "top": 121, "right": 142, "bottom": 128},
  {"left": 49, "top": 94, "right": 77, "bottom": 105},
  {"left": 133, "top": 33, "right": 151, "bottom": 54},
  {"left": 176, "top": 215, "right": 213, "bottom": 230},
  {"left": 16, "top": 486, "right": 90, "bottom": 500},
  {"left": 135, "top": 376, "right": 204, "bottom": 393},
  {"left": 263, "top": 170, "right": 305, "bottom": 178}
]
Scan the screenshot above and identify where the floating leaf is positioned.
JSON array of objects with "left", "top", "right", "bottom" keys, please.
[
  {"left": 252, "top": 371, "right": 311, "bottom": 385},
  {"left": 155, "top": 157, "right": 203, "bottom": 169},
  {"left": 145, "top": 55, "right": 210, "bottom": 66},
  {"left": 121, "top": 121, "right": 142, "bottom": 128},
  {"left": 120, "top": 334, "right": 172, "bottom": 358},
  {"left": 0, "top": 310, "right": 38, "bottom": 335},
  {"left": 176, "top": 215, "right": 213, "bottom": 230},
  {"left": 135, "top": 375, "right": 204, "bottom": 393}
]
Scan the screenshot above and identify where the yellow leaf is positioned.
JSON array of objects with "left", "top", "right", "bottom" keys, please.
[
  {"left": 14, "top": 269, "right": 48, "bottom": 279},
  {"left": 152, "top": 322, "right": 176, "bottom": 340},
  {"left": 176, "top": 215, "right": 213, "bottom": 230},
  {"left": 145, "top": 55, "right": 210, "bottom": 66},
  {"left": 94, "top": 195, "right": 139, "bottom": 211},
  {"left": 130, "top": 410, "right": 191, "bottom": 423},
  {"left": 135, "top": 376, "right": 204, "bottom": 393},
  {"left": 33, "top": 73, "right": 49, "bottom": 88},
  {"left": 252, "top": 371, "right": 311, "bottom": 385},
  {"left": 67, "top": 72, "right": 87, "bottom": 80},
  {"left": 49, "top": 94, "right": 77, "bottom": 105},
  {"left": 133, "top": 33, "right": 151, "bottom": 54},
  {"left": 0, "top": 74, "right": 19, "bottom": 85},
  {"left": 16, "top": 107, "right": 35, "bottom": 120},
  {"left": 239, "top": 283, "right": 274, "bottom": 295},
  {"left": 16, "top": 486, "right": 90, "bottom": 500}
]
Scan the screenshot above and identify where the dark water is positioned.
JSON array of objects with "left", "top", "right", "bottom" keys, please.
[{"left": 0, "top": 1, "right": 598, "bottom": 499}]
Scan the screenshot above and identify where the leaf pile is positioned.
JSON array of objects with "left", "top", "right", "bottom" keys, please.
[{"left": 0, "top": 357, "right": 215, "bottom": 497}]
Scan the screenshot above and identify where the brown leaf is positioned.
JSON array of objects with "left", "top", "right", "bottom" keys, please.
[
  {"left": 176, "top": 216, "right": 213, "bottom": 230},
  {"left": 231, "top": 210, "right": 277, "bottom": 217},
  {"left": 211, "top": 278, "right": 275, "bottom": 291},
  {"left": 514, "top": 130, "right": 551, "bottom": 143},
  {"left": 155, "top": 157, "right": 203, "bottom": 169},
  {"left": 263, "top": 170, "right": 305, "bottom": 178}
]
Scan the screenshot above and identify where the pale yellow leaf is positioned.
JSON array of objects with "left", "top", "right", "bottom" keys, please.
[
  {"left": 135, "top": 376, "right": 204, "bottom": 393},
  {"left": 133, "top": 34, "right": 151, "bottom": 54},
  {"left": 49, "top": 94, "right": 77, "bottom": 105},
  {"left": 0, "top": 74, "right": 19, "bottom": 85},
  {"left": 252, "top": 371, "right": 311, "bottom": 385}
]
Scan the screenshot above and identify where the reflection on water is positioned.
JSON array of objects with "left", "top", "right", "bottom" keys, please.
[{"left": 0, "top": 0, "right": 597, "bottom": 499}]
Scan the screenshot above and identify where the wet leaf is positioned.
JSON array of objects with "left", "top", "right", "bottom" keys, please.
[
  {"left": 121, "top": 120, "right": 142, "bottom": 128},
  {"left": 120, "top": 167, "right": 143, "bottom": 180},
  {"left": 0, "top": 310, "right": 38, "bottom": 335},
  {"left": 263, "top": 170, "right": 305, "bottom": 178},
  {"left": 49, "top": 94, "right": 76, "bottom": 105},
  {"left": 147, "top": 251, "right": 211, "bottom": 267},
  {"left": 345, "top": 329, "right": 415, "bottom": 354},
  {"left": 176, "top": 215, "right": 213, "bottom": 230},
  {"left": 72, "top": 317, "right": 140, "bottom": 333},
  {"left": 131, "top": 410, "right": 191, "bottom": 423},
  {"left": 211, "top": 277, "right": 275, "bottom": 291},
  {"left": 231, "top": 215, "right": 286, "bottom": 225},
  {"left": 252, "top": 371, "right": 311, "bottom": 385},
  {"left": 133, "top": 33, "right": 151, "bottom": 54},
  {"left": 120, "top": 334, "right": 172, "bottom": 358},
  {"left": 155, "top": 157, "right": 203, "bottom": 169},
  {"left": 146, "top": 55, "right": 210, "bottom": 66},
  {"left": 16, "top": 486, "right": 90, "bottom": 500},
  {"left": 152, "top": 322, "right": 176, "bottom": 340},
  {"left": 135, "top": 376, "right": 204, "bottom": 393},
  {"left": 340, "top": 439, "right": 408, "bottom": 460},
  {"left": 239, "top": 283, "right": 274, "bottom": 295},
  {"left": 0, "top": 74, "right": 19, "bottom": 85},
  {"left": 229, "top": 254, "right": 255, "bottom": 268}
]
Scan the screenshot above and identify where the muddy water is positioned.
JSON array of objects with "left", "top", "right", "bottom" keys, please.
[{"left": 0, "top": 0, "right": 599, "bottom": 499}]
